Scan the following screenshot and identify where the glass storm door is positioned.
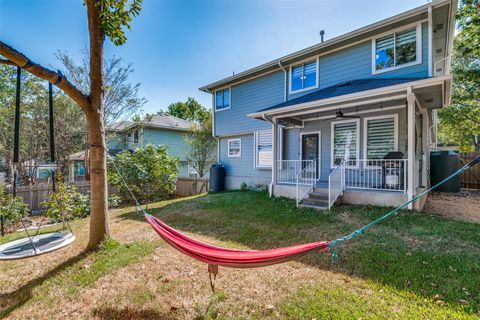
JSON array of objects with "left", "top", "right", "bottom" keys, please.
[{"left": 301, "top": 133, "right": 319, "bottom": 179}]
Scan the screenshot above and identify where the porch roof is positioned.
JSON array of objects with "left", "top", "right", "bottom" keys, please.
[{"left": 258, "top": 78, "right": 426, "bottom": 113}]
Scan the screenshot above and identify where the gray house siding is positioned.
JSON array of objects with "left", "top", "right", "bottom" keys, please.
[
  {"left": 214, "top": 71, "right": 284, "bottom": 137},
  {"left": 289, "top": 22, "right": 429, "bottom": 100},
  {"left": 219, "top": 134, "right": 271, "bottom": 189}
]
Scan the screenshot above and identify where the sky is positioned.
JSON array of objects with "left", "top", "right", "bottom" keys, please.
[{"left": 0, "top": 0, "right": 428, "bottom": 115}]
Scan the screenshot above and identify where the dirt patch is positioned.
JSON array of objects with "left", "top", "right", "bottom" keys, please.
[{"left": 424, "top": 190, "right": 480, "bottom": 223}]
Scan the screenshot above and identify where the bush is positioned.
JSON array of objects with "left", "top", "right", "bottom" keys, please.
[
  {"left": 108, "top": 194, "right": 122, "bottom": 208},
  {"left": 0, "top": 184, "right": 29, "bottom": 223},
  {"left": 41, "top": 182, "right": 90, "bottom": 221},
  {"left": 107, "top": 144, "right": 179, "bottom": 204},
  {"left": 240, "top": 182, "right": 248, "bottom": 192}
]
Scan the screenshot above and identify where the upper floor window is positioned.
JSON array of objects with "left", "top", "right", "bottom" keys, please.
[
  {"left": 373, "top": 24, "right": 421, "bottom": 74},
  {"left": 215, "top": 88, "right": 230, "bottom": 111},
  {"left": 290, "top": 59, "right": 318, "bottom": 93}
]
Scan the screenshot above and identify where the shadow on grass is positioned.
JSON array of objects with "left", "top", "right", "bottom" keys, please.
[
  {"left": 119, "top": 191, "right": 480, "bottom": 314},
  {"left": 0, "top": 250, "right": 91, "bottom": 319},
  {"left": 92, "top": 307, "right": 169, "bottom": 320}
]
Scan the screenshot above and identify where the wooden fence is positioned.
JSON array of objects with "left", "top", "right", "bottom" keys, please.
[
  {"left": 6, "top": 181, "right": 90, "bottom": 214},
  {"left": 6, "top": 178, "right": 209, "bottom": 213},
  {"left": 460, "top": 152, "right": 480, "bottom": 190}
]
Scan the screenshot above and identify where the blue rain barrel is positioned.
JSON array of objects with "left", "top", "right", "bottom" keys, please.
[
  {"left": 209, "top": 163, "right": 225, "bottom": 193},
  {"left": 430, "top": 150, "right": 460, "bottom": 193}
]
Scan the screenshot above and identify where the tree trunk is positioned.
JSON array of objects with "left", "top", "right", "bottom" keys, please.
[{"left": 86, "top": 109, "right": 109, "bottom": 249}]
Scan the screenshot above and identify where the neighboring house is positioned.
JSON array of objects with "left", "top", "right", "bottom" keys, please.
[
  {"left": 200, "top": 0, "right": 457, "bottom": 210},
  {"left": 68, "top": 114, "right": 197, "bottom": 181},
  {"left": 106, "top": 114, "right": 197, "bottom": 177}
]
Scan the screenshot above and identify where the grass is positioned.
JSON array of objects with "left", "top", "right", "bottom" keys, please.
[{"left": 1, "top": 191, "right": 479, "bottom": 319}]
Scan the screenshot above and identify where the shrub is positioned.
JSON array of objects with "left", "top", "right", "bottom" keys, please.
[
  {"left": 42, "top": 182, "right": 90, "bottom": 221},
  {"left": 240, "top": 182, "right": 248, "bottom": 192},
  {"left": 0, "top": 184, "right": 29, "bottom": 223},
  {"left": 108, "top": 194, "right": 122, "bottom": 208},
  {"left": 107, "top": 144, "right": 179, "bottom": 204}
]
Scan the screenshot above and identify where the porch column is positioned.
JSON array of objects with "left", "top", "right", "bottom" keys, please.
[
  {"left": 271, "top": 118, "right": 278, "bottom": 196},
  {"left": 407, "top": 88, "right": 415, "bottom": 210}
]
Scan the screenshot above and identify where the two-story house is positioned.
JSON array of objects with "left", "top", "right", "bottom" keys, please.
[
  {"left": 68, "top": 114, "right": 197, "bottom": 181},
  {"left": 107, "top": 113, "right": 197, "bottom": 177},
  {"left": 200, "top": 0, "right": 457, "bottom": 210}
]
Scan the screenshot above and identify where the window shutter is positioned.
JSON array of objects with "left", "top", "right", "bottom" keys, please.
[
  {"left": 257, "top": 130, "right": 272, "bottom": 167},
  {"left": 333, "top": 122, "right": 357, "bottom": 166},
  {"left": 223, "top": 89, "right": 230, "bottom": 108},
  {"left": 366, "top": 118, "right": 395, "bottom": 159}
]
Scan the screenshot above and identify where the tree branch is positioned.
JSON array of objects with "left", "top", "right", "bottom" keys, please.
[
  {"left": 0, "top": 58, "right": 16, "bottom": 66},
  {"left": 0, "top": 41, "right": 90, "bottom": 111}
]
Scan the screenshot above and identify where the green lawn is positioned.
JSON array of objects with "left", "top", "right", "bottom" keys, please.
[{"left": 1, "top": 191, "right": 479, "bottom": 319}]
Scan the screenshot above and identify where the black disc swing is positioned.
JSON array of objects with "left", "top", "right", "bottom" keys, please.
[{"left": 0, "top": 67, "right": 75, "bottom": 261}]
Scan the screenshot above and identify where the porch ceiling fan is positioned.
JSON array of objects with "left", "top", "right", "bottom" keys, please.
[{"left": 325, "top": 109, "right": 360, "bottom": 121}]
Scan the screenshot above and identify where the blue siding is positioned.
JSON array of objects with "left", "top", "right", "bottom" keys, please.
[
  {"left": 219, "top": 134, "right": 271, "bottom": 179},
  {"left": 214, "top": 71, "right": 284, "bottom": 136},
  {"left": 289, "top": 22, "right": 429, "bottom": 100},
  {"left": 142, "top": 128, "right": 189, "bottom": 161},
  {"left": 107, "top": 133, "right": 127, "bottom": 149}
]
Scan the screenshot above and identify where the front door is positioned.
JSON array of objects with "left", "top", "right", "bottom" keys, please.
[{"left": 301, "top": 133, "right": 320, "bottom": 179}]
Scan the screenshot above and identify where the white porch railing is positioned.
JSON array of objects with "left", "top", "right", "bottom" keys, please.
[
  {"left": 343, "top": 159, "right": 408, "bottom": 193},
  {"left": 328, "top": 161, "right": 345, "bottom": 209},
  {"left": 296, "top": 160, "right": 316, "bottom": 207},
  {"left": 277, "top": 160, "right": 316, "bottom": 185}
]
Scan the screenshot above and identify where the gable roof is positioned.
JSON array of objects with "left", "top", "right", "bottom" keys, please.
[
  {"left": 199, "top": 0, "right": 455, "bottom": 92},
  {"left": 256, "top": 78, "right": 426, "bottom": 113},
  {"left": 108, "top": 114, "right": 193, "bottom": 133}
]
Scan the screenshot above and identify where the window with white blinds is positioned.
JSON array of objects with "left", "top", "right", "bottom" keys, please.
[
  {"left": 255, "top": 130, "right": 273, "bottom": 168},
  {"left": 364, "top": 116, "right": 398, "bottom": 159},
  {"left": 291, "top": 59, "right": 318, "bottom": 92},
  {"left": 331, "top": 120, "right": 359, "bottom": 167},
  {"left": 374, "top": 24, "right": 420, "bottom": 73},
  {"left": 215, "top": 88, "right": 230, "bottom": 110},
  {"left": 228, "top": 139, "right": 241, "bottom": 157}
]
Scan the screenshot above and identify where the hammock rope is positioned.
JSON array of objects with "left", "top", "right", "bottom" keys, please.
[{"left": 106, "top": 149, "right": 480, "bottom": 268}]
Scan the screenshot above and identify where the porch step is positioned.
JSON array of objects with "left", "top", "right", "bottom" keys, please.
[{"left": 299, "top": 190, "right": 329, "bottom": 210}]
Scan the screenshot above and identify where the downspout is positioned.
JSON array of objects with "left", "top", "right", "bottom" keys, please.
[
  {"left": 263, "top": 114, "right": 275, "bottom": 196},
  {"left": 278, "top": 61, "right": 287, "bottom": 102},
  {"left": 205, "top": 87, "right": 220, "bottom": 162}
]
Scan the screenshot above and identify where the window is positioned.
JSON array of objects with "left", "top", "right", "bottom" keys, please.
[
  {"left": 331, "top": 120, "right": 359, "bottom": 167},
  {"left": 133, "top": 129, "right": 139, "bottom": 143},
  {"left": 373, "top": 24, "right": 421, "bottom": 73},
  {"left": 228, "top": 139, "right": 241, "bottom": 157},
  {"left": 188, "top": 162, "right": 198, "bottom": 177},
  {"left": 255, "top": 130, "right": 272, "bottom": 168},
  {"left": 364, "top": 115, "right": 398, "bottom": 159},
  {"left": 290, "top": 59, "right": 318, "bottom": 93},
  {"left": 215, "top": 88, "right": 230, "bottom": 110}
]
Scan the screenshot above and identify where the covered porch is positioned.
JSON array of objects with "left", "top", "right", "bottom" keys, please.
[{"left": 249, "top": 77, "right": 452, "bottom": 210}]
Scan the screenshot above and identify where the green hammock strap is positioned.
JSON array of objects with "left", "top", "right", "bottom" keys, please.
[{"left": 328, "top": 155, "right": 480, "bottom": 262}]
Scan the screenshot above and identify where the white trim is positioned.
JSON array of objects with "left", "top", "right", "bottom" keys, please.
[
  {"left": 254, "top": 129, "right": 273, "bottom": 169},
  {"left": 288, "top": 57, "right": 319, "bottom": 95},
  {"left": 248, "top": 76, "right": 451, "bottom": 119},
  {"left": 227, "top": 138, "right": 241, "bottom": 157},
  {"left": 299, "top": 131, "right": 322, "bottom": 179},
  {"left": 371, "top": 22, "right": 423, "bottom": 75},
  {"left": 214, "top": 86, "right": 232, "bottom": 112},
  {"left": 330, "top": 119, "right": 360, "bottom": 169},
  {"left": 363, "top": 114, "right": 399, "bottom": 167},
  {"left": 428, "top": 7, "right": 433, "bottom": 77}
]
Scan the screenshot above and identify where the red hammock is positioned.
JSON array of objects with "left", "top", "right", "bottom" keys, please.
[{"left": 145, "top": 214, "right": 329, "bottom": 269}]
